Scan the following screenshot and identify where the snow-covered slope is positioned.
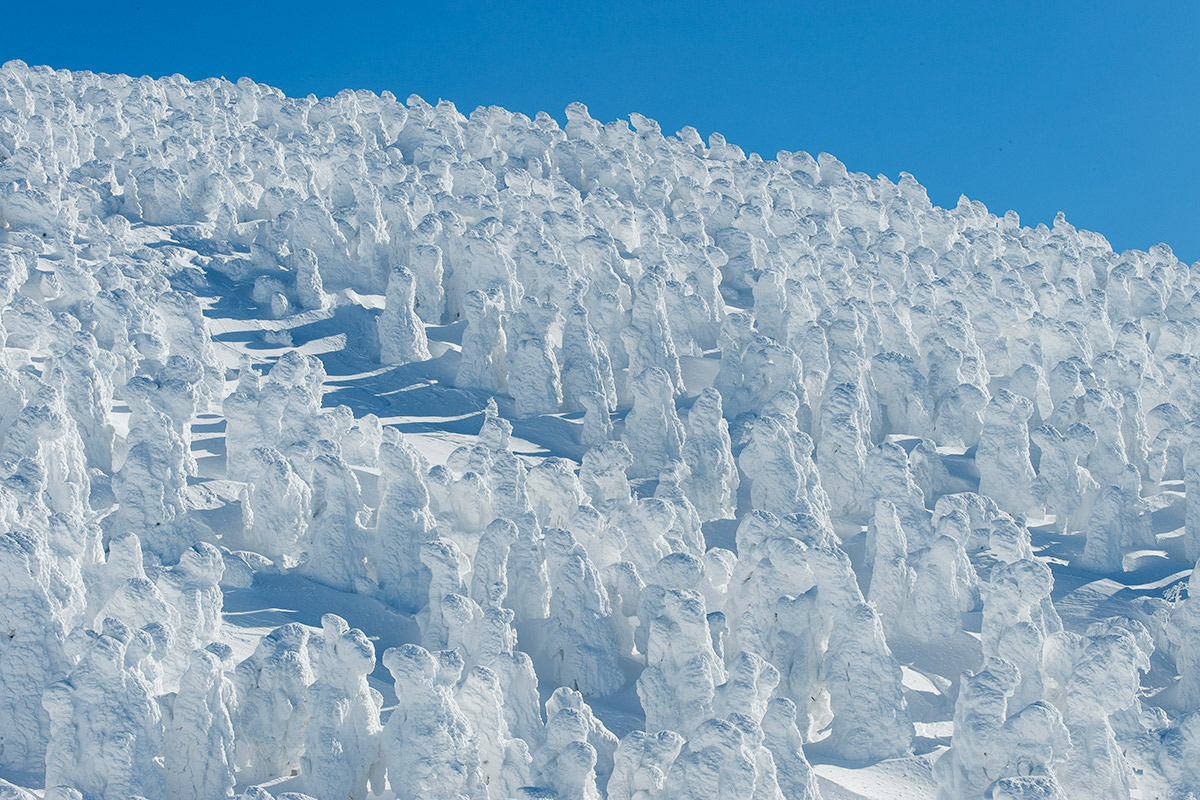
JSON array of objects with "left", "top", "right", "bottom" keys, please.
[{"left": 0, "top": 59, "right": 1198, "bottom": 799}]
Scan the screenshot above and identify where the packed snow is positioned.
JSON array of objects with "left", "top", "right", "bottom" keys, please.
[{"left": 0, "top": 59, "right": 1198, "bottom": 799}]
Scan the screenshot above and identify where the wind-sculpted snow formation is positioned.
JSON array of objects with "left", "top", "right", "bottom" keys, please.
[{"left": 1, "top": 60, "right": 1200, "bottom": 799}]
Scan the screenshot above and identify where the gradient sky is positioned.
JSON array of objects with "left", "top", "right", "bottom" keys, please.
[{"left": 5, "top": 1, "right": 1198, "bottom": 261}]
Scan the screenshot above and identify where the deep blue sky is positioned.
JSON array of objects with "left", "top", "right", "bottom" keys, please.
[{"left": 5, "top": 1, "right": 1198, "bottom": 261}]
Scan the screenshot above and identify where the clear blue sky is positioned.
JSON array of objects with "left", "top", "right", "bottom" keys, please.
[{"left": 4, "top": 1, "right": 1198, "bottom": 262}]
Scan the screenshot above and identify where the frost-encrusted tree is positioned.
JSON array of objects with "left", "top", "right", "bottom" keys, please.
[
  {"left": 1079, "top": 482, "right": 1151, "bottom": 573},
  {"left": 724, "top": 518, "right": 821, "bottom": 730},
  {"left": 301, "top": 615, "right": 384, "bottom": 800},
  {"left": 527, "top": 457, "right": 587, "bottom": 530},
  {"left": 1183, "top": 436, "right": 1200, "bottom": 562},
  {"left": 623, "top": 367, "right": 685, "bottom": 479},
  {"left": 409, "top": 242, "right": 446, "bottom": 324},
  {"left": 1151, "top": 708, "right": 1200, "bottom": 800},
  {"left": 1009, "top": 363, "right": 1052, "bottom": 429},
  {"left": 738, "top": 415, "right": 810, "bottom": 519},
  {"left": 1043, "top": 619, "right": 1153, "bottom": 800},
  {"left": 933, "top": 382, "right": 988, "bottom": 450},
  {"left": 708, "top": 673, "right": 793, "bottom": 799},
  {"left": 1031, "top": 423, "right": 1097, "bottom": 534},
  {"left": 865, "top": 442, "right": 929, "bottom": 541},
  {"left": 505, "top": 515, "right": 551, "bottom": 623},
  {"left": 45, "top": 332, "right": 117, "bottom": 472},
  {"left": 240, "top": 446, "right": 312, "bottom": 565},
  {"left": 378, "top": 265, "right": 431, "bottom": 364},
  {"left": 681, "top": 388, "right": 738, "bottom": 521},
  {"left": 43, "top": 621, "right": 166, "bottom": 800},
  {"left": 906, "top": 531, "right": 978, "bottom": 642},
  {"left": 457, "top": 288, "right": 508, "bottom": 393},
  {"left": 1076, "top": 389, "right": 1139, "bottom": 494},
  {"left": 222, "top": 363, "right": 269, "bottom": 482},
  {"left": 734, "top": 511, "right": 913, "bottom": 756},
  {"left": 87, "top": 532, "right": 161, "bottom": 627},
  {"left": 156, "top": 541, "right": 225, "bottom": 681},
  {"left": 507, "top": 296, "right": 562, "bottom": 417},
  {"left": 470, "top": 516, "right": 518, "bottom": 608},
  {"left": 977, "top": 389, "right": 1038, "bottom": 517},
  {"left": 760, "top": 698, "right": 822, "bottom": 800},
  {"left": 455, "top": 664, "right": 533, "bottom": 797},
  {"left": 418, "top": 537, "right": 469, "bottom": 650},
  {"left": 222, "top": 351, "right": 328, "bottom": 483},
  {"left": 546, "top": 687, "right": 620, "bottom": 789},
  {"left": 579, "top": 389, "right": 615, "bottom": 446},
  {"left": 1158, "top": 563, "right": 1200, "bottom": 713},
  {"left": 544, "top": 527, "right": 624, "bottom": 697},
  {"left": 638, "top": 586, "right": 724, "bottom": 734},
  {"left": 289, "top": 247, "right": 329, "bottom": 312},
  {"left": 531, "top": 702, "right": 602, "bottom": 800},
  {"left": 581, "top": 440, "right": 634, "bottom": 511},
  {"left": 374, "top": 430, "right": 437, "bottom": 613},
  {"left": 737, "top": 337, "right": 807, "bottom": 421},
  {"left": 617, "top": 498, "right": 678, "bottom": 578},
  {"left": 622, "top": 271, "right": 684, "bottom": 394},
  {"left": 662, "top": 717, "right": 759, "bottom": 800},
  {"left": 110, "top": 396, "right": 191, "bottom": 561},
  {"left": 560, "top": 298, "right": 617, "bottom": 413},
  {"left": 0, "top": 530, "right": 76, "bottom": 774},
  {"left": 233, "top": 623, "right": 318, "bottom": 783},
  {"left": 438, "top": 593, "right": 513, "bottom": 675},
  {"left": 982, "top": 558, "right": 1061, "bottom": 710},
  {"left": 161, "top": 645, "right": 236, "bottom": 800},
  {"left": 301, "top": 451, "right": 369, "bottom": 592},
  {"left": 608, "top": 730, "right": 685, "bottom": 800},
  {"left": 871, "top": 350, "right": 932, "bottom": 438},
  {"left": 381, "top": 644, "right": 486, "bottom": 800},
  {"left": 815, "top": 382, "right": 871, "bottom": 521},
  {"left": 1145, "top": 402, "right": 1187, "bottom": 484},
  {"left": 90, "top": 537, "right": 178, "bottom": 692},
  {"left": 824, "top": 602, "right": 915, "bottom": 762},
  {"left": 489, "top": 446, "right": 534, "bottom": 530},
  {"left": 934, "top": 658, "right": 1071, "bottom": 800},
  {"left": 866, "top": 499, "right": 915, "bottom": 638},
  {"left": 344, "top": 413, "right": 384, "bottom": 467},
  {"left": 714, "top": 311, "right": 756, "bottom": 410}
]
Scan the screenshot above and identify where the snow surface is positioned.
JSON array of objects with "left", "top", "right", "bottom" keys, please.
[{"left": 0, "top": 59, "right": 1199, "bottom": 798}]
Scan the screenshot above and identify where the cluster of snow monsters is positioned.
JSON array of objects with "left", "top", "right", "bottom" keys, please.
[{"left": 1, "top": 60, "right": 1199, "bottom": 799}]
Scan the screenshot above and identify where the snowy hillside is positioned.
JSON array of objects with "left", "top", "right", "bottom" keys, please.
[{"left": 1, "top": 59, "right": 1198, "bottom": 799}]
